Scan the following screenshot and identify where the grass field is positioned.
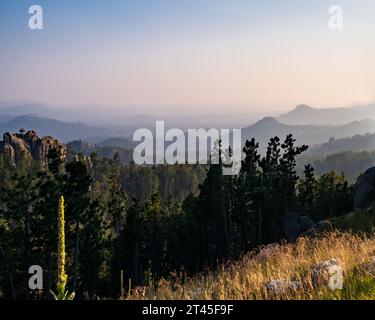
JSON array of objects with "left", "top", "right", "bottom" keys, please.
[{"left": 127, "top": 231, "right": 375, "bottom": 300}]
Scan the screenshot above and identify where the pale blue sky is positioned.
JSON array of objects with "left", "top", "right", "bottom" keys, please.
[{"left": 0, "top": 0, "right": 374, "bottom": 115}]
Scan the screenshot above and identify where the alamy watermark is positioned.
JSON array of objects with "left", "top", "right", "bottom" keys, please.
[
  {"left": 27, "top": 4, "right": 343, "bottom": 32},
  {"left": 28, "top": 5, "right": 43, "bottom": 30},
  {"left": 328, "top": 265, "right": 344, "bottom": 290},
  {"left": 132, "top": 121, "right": 242, "bottom": 176},
  {"left": 28, "top": 265, "right": 43, "bottom": 290},
  {"left": 329, "top": 5, "right": 344, "bottom": 30}
]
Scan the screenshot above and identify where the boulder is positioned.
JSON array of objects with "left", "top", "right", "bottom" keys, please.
[
  {"left": 354, "top": 167, "right": 375, "bottom": 208},
  {"left": 311, "top": 258, "right": 343, "bottom": 290},
  {"left": 312, "top": 220, "right": 332, "bottom": 232},
  {"left": 302, "top": 220, "right": 333, "bottom": 237},
  {"left": 266, "top": 280, "right": 303, "bottom": 298},
  {"left": 281, "top": 212, "right": 301, "bottom": 242},
  {"left": 299, "top": 216, "right": 314, "bottom": 232},
  {"left": 362, "top": 256, "right": 375, "bottom": 275}
]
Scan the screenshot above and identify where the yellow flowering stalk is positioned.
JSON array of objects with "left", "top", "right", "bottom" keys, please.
[
  {"left": 57, "top": 195, "right": 67, "bottom": 290},
  {"left": 51, "top": 196, "right": 75, "bottom": 300}
]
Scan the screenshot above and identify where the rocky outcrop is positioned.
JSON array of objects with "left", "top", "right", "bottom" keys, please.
[
  {"left": 311, "top": 258, "right": 343, "bottom": 290},
  {"left": 361, "top": 256, "right": 375, "bottom": 276},
  {"left": 281, "top": 213, "right": 318, "bottom": 242},
  {"left": 302, "top": 220, "right": 333, "bottom": 238},
  {"left": 0, "top": 130, "right": 66, "bottom": 167},
  {"left": 266, "top": 280, "right": 303, "bottom": 298},
  {"left": 354, "top": 167, "right": 375, "bottom": 208},
  {"left": 299, "top": 216, "right": 314, "bottom": 231},
  {"left": 281, "top": 212, "right": 301, "bottom": 242}
]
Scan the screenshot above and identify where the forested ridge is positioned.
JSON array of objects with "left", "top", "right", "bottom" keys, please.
[{"left": 0, "top": 131, "right": 359, "bottom": 299}]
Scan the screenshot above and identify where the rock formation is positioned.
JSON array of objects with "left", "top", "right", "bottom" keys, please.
[
  {"left": 266, "top": 280, "right": 303, "bottom": 298},
  {"left": 354, "top": 166, "right": 375, "bottom": 208},
  {"left": 281, "top": 212, "right": 334, "bottom": 241},
  {"left": 281, "top": 212, "right": 302, "bottom": 242},
  {"left": 311, "top": 258, "right": 343, "bottom": 290},
  {"left": 0, "top": 130, "right": 67, "bottom": 167}
]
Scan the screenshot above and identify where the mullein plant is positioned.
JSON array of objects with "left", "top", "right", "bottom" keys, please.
[{"left": 51, "top": 196, "right": 75, "bottom": 300}]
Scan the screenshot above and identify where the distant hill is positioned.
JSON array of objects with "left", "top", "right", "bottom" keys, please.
[
  {"left": 0, "top": 102, "right": 257, "bottom": 132},
  {"left": 241, "top": 117, "right": 375, "bottom": 152},
  {"left": 308, "top": 133, "right": 375, "bottom": 157},
  {"left": 0, "top": 115, "right": 111, "bottom": 143},
  {"left": 278, "top": 104, "right": 375, "bottom": 125},
  {"left": 0, "top": 115, "right": 14, "bottom": 124},
  {"left": 0, "top": 103, "right": 61, "bottom": 119}
]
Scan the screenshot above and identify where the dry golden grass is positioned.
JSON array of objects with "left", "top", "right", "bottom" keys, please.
[{"left": 128, "top": 232, "right": 375, "bottom": 300}]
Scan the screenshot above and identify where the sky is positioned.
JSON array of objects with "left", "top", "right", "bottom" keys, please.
[{"left": 0, "top": 0, "right": 374, "bottom": 116}]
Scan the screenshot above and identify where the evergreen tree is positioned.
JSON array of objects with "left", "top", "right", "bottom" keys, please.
[
  {"left": 195, "top": 143, "right": 230, "bottom": 268},
  {"left": 122, "top": 199, "right": 144, "bottom": 288},
  {"left": 279, "top": 134, "right": 308, "bottom": 211},
  {"left": 107, "top": 174, "right": 128, "bottom": 296},
  {"left": 233, "top": 138, "right": 261, "bottom": 253},
  {"left": 63, "top": 160, "right": 92, "bottom": 293},
  {"left": 298, "top": 164, "right": 316, "bottom": 216}
]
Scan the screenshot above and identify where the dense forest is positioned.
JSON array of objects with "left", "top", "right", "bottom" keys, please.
[
  {"left": 298, "top": 150, "right": 375, "bottom": 182},
  {"left": 0, "top": 133, "right": 357, "bottom": 299},
  {"left": 308, "top": 133, "right": 375, "bottom": 156}
]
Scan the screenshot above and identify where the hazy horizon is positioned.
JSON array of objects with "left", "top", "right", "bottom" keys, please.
[
  {"left": 1, "top": 0, "right": 375, "bottom": 116},
  {"left": 1, "top": 99, "right": 374, "bottom": 119}
]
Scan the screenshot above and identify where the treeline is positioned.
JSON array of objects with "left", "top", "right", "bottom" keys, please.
[
  {"left": 89, "top": 153, "right": 206, "bottom": 203},
  {"left": 298, "top": 150, "right": 375, "bottom": 182},
  {"left": 0, "top": 134, "right": 355, "bottom": 300},
  {"left": 66, "top": 140, "right": 134, "bottom": 165},
  {"left": 307, "top": 133, "right": 375, "bottom": 156}
]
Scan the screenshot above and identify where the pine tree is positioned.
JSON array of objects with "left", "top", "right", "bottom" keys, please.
[
  {"left": 122, "top": 199, "right": 144, "bottom": 287},
  {"left": 194, "top": 142, "right": 230, "bottom": 268},
  {"left": 107, "top": 174, "right": 128, "bottom": 296},
  {"left": 63, "top": 160, "right": 92, "bottom": 293},
  {"left": 78, "top": 199, "right": 105, "bottom": 298},
  {"left": 233, "top": 138, "right": 261, "bottom": 253},
  {"left": 279, "top": 134, "right": 308, "bottom": 211},
  {"left": 298, "top": 164, "right": 316, "bottom": 216}
]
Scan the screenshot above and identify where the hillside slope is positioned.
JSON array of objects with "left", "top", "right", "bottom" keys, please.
[
  {"left": 308, "top": 133, "right": 375, "bottom": 156},
  {"left": 0, "top": 115, "right": 111, "bottom": 142},
  {"left": 242, "top": 117, "right": 375, "bottom": 152},
  {"left": 128, "top": 232, "right": 375, "bottom": 300}
]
